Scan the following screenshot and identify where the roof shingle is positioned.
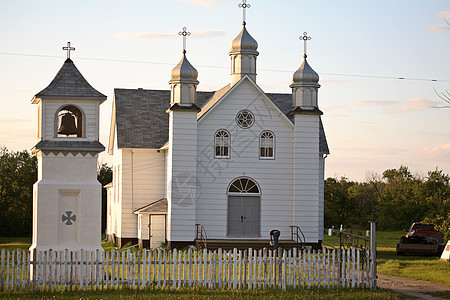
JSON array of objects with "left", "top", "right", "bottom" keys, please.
[
  {"left": 34, "top": 59, "right": 106, "bottom": 100},
  {"left": 114, "top": 88, "right": 329, "bottom": 154}
]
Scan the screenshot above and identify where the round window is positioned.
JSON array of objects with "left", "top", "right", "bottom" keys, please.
[{"left": 235, "top": 110, "right": 254, "bottom": 129}]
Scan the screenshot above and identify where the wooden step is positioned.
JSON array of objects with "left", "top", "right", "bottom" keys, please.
[{"left": 195, "top": 239, "right": 306, "bottom": 250}]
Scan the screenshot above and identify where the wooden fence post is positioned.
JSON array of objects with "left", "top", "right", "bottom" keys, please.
[{"left": 370, "top": 221, "right": 377, "bottom": 289}]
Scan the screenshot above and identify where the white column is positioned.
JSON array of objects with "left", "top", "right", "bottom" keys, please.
[
  {"left": 292, "top": 114, "right": 320, "bottom": 243},
  {"left": 166, "top": 111, "right": 198, "bottom": 243}
]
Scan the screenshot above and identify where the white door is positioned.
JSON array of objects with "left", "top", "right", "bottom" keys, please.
[{"left": 149, "top": 215, "right": 166, "bottom": 248}]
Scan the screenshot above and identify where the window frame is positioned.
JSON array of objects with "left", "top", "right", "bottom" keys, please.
[
  {"left": 259, "top": 130, "right": 275, "bottom": 160},
  {"left": 214, "top": 129, "right": 231, "bottom": 159},
  {"left": 235, "top": 110, "right": 255, "bottom": 129}
]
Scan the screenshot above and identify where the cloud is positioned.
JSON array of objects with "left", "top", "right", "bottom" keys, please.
[
  {"left": 354, "top": 99, "right": 397, "bottom": 107},
  {"left": 436, "top": 11, "right": 450, "bottom": 19},
  {"left": 354, "top": 97, "right": 439, "bottom": 113},
  {"left": 426, "top": 11, "right": 450, "bottom": 33},
  {"left": 320, "top": 79, "right": 349, "bottom": 85},
  {"left": 177, "top": 0, "right": 235, "bottom": 7},
  {"left": 115, "top": 30, "right": 226, "bottom": 40},
  {"left": 421, "top": 143, "right": 450, "bottom": 159},
  {"left": 386, "top": 97, "right": 435, "bottom": 113},
  {"left": 425, "top": 25, "right": 450, "bottom": 33}
]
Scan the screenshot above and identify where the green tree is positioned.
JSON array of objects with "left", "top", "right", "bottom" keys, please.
[
  {"left": 0, "top": 147, "right": 37, "bottom": 236},
  {"left": 377, "top": 166, "right": 426, "bottom": 230},
  {"left": 422, "top": 168, "right": 450, "bottom": 218},
  {"left": 97, "top": 163, "right": 112, "bottom": 234},
  {"left": 324, "top": 177, "right": 358, "bottom": 228}
]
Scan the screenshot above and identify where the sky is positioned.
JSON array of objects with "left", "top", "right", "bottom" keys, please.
[{"left": 0, "top": 0, "right": 449, "bottom": 182}]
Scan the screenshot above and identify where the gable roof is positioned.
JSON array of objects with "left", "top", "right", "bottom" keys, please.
[
  {"left": 198, "top": 76, "right": 294, "bottom": 129},
  {"left": 134, "top": 198, "right": 168, "bottom": 214},
  {"left": 112, "top": 86, "right": 330, "bottom": 154},
  {"left": 32, "top": 58, "right": 106, "bottom": 102}
]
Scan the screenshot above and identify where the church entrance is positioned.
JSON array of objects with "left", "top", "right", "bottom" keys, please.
[{"left": 227, "top": 178, "right": 261, "bottom": 237}]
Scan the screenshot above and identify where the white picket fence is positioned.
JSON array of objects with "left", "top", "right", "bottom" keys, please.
[{"left": 0, "top": 247, "right": 376, "bottom": 292}]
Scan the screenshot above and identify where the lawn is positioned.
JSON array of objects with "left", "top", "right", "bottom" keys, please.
[
  {"left": 0, "top": 236, "right": 31, "bottom": 252},
  {"left": 0, "top": 287, "right": 407, "bottom": 299},
  {"left": 323, "top": 230, "right": 450, "bottom": 285}
]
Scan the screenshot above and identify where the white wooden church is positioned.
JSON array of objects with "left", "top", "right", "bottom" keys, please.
[{"left": 106, "top": 17, "right": 330, "bottom": 249}]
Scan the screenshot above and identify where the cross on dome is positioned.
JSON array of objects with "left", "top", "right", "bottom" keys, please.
[
  {"left": 62, "top": 42, "right": 75, "bottom": 59},
  {"left": 178, "top": 27, "right": 191, "bottom": 54},
  {"left": 299, "top": 32, "right": 311, "bottom": 58},
  {"left": 238, "top": 0, "right": 251, "bottom": 25}
]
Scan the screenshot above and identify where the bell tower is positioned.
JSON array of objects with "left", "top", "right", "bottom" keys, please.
[{"left": 29, "top": 43, "right": 107, "bottom": 253}]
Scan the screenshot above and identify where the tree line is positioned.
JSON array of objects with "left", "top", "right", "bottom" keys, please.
[
  {"left": 325, "top": 166, "right": 450, "bottom": 240},
  {"left": 0, "top": 147, "right": 111, "bottom": 237},
  {"left": 0, "top": 146, "right": 448, "bottom": 240}
]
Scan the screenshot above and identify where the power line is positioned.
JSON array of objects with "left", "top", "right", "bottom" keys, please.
[{"left": 1, "top": 51, "right": 449, "bottom": 83}]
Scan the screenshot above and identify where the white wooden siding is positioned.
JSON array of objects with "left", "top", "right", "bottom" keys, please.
[
  {"left": 196, "top": 80, "right": 295, "bottom": 240},
  {"left": 167, "top": 111, "right": 198, "bottom": 242},
  {"left": 319, "top": 156, "right": 325, "bottom": 240},
  {"left": 293, "top": 115, "right": 320, "bottom": 242},
  {"left": 118, "top": 149, "right": 166, "bottom": 239}
]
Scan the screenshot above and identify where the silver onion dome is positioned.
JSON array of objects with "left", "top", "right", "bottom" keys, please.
[
  {"left": 230, "top": 24, "right": 258, "bottom": 54},
  {"left": 169, "top": 51, "right": 199, "bottom": 84},
  {"left": 292, "top": 55, "right": 319, "bottom": 84}
]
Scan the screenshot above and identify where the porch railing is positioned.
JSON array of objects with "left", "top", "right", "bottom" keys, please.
[
  {"left": 289, "top": 226, "right": 305, "bottom": 249},
  {"left": 195, "top": 224, "right": 208, "bottom": 249}
]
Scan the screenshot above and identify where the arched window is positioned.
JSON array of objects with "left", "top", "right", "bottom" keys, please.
[
  {"left": 215, "top": 130, "right": 230, "bottom": 158},
  {"left": 228, "top": 177, "right": 260, "bottom": 194},
  {"left": 260, "top": 131, "right": 274, "bottom": 159}
]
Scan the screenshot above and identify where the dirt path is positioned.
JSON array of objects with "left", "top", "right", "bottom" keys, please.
[{"left": 378, "top": 273, "right": 450, "bottom": 300}]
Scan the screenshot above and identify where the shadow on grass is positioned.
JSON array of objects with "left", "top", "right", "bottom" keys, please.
[{"left": 0, "top": 287, "right": 408, "bottom": 300}]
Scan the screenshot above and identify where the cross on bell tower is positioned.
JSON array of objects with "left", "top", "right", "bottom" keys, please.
[
  {"left": 62, "top": 42, "right": 75, "bottom": 59},
  {"left": 178, "top": 27, "right": 191, "bottom": 54},
  {"left": 299, "top": 32, "right": 311, "bottom": 58},
  {"left": 238, "top": 0, "right": 251, "bottom": 25}
]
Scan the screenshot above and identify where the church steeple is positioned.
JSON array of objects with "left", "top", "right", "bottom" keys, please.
[
  {"left": 290, "top": 32, "right": 320, "bottom": 111},
  {"left": 169, "top": 27, "right": 199, "bottom": 106},
  {"left": 229, "top": 0, "right": 259, "bottom": 85}
]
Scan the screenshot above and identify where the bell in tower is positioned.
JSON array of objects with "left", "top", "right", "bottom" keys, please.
[
  {"left": 58, "top": 112, "right": 79, "bottom": 136},
  {"left": 57, "top": 105, "right": 82, "bottom": 137}
]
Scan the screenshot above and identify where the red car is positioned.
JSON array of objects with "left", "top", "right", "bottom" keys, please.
[{"left": 406, "top": 222, "right": 444, "bottom": 244}]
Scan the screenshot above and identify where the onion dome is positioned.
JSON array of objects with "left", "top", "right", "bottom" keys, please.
[
  {"left": 169, "top": 51, "right": 199, "bottom": 84},
  {"left": 230, "top": 23, "right": 258, "bottom": 54},
  {"left": 292, "top": 55, "right": 319, "bottom": 85}
]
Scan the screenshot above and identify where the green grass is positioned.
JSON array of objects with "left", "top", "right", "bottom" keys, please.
[
  {"left": 324, "top": 230, "right": 450, "bottom": 285},
  {"left": 0, "top": 287, "right": 407, "bottom": 299},
  {"left": 0, "top": 236, "right": 31, "bottom": 252}
]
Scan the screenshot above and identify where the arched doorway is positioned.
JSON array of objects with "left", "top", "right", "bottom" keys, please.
[{"left": 227, "top": 177, "right": 261, "bottom": 237}]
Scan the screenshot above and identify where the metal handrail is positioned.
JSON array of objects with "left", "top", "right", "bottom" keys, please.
[
  {"left": 195, "top": 224, "right": 208, "bottom": 249},
  {"left": 339, "top": 231, "right": 369, "bottom": 251},
  {"left": 289, "top": 225, "right": 305, "bottom": 249},
  {"left": 322, "top": 240, "right": 337, "bottom": 250}
]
